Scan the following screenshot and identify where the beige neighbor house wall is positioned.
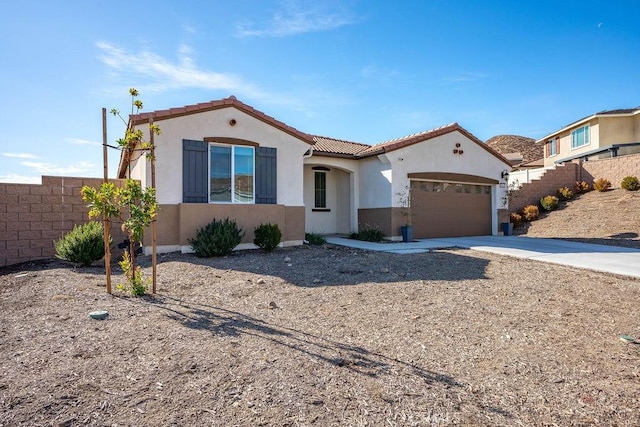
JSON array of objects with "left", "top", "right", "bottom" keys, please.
[
  {"left": 0, "top": 176, "right": 128, "bottom": 268},
  {"left": 543, "top": 113, "right": 640, "bottom": 167}
]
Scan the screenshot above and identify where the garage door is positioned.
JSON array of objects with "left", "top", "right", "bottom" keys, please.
[{"left": 410, "top": 180, "right": 492, "bottom": 238}]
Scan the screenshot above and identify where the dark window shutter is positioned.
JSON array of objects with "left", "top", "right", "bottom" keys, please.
[
  {"left": 255, "top": 147, "right": 277, "bottom": 204},
  {"left": 183, "top": 139, "right": 208, "bottom": 203}
]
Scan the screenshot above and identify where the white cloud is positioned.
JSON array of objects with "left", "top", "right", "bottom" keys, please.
[
  {"left": 96, "top": 41, "right": 268, "bottom": 98},
  {"left": 0, "top": 173, "right": 41, "bottom": 184},
  {"left": 20, "top": 160, "right": 97, "bottom": 175},
  {"left": 66, "top": 138, "right": 101, "bottom": 147},
  {"left": 2, "top": 152, "right": 40, "bottom": 159},
  {"left": 235, "top": 0, "right": 356, "bottom": 37}
]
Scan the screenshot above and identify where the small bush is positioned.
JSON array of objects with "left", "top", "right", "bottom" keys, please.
[
  {"left": 621, "top": 176, "right": 639, "bottom": 191},
  {"left": 510, "top": 212, "right": 523, "bottom": 228},
  {"left": 54, "top": 221, "right": 107, "bottom": 266},
  {"left": 540, "top": 195, "right": 559, "bottom": 211},
  {"left": 118, "top": 250, "right": 147, "bottom": 296},
  {"left": 351, "top": 227, "right": 384, "bottom": 242},
  {"left": 522, "top": 205, "right": 539, "bottom": 221},
  {"left": 253, "top": 223, "right": 282, "bottom": 251},
  {"left": 593, "top": 178, "right": 611, "bottom": 192},
  {"left": 575, "top": 181, "right": 590, "bottom": 194},
  {"left": 189, "top": 218, "right": 244, "bottom": 257},
  {"left": 557, "top": 187, "right": 574, "bottom": 200},
  {"left": 305, "top": 232, "right": 326, "bottom": 245}
]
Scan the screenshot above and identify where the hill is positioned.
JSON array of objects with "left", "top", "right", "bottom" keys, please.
[
  {"left": 486, "top": 135, "right": 542, "bottom": 164},
  {"left": 517, "top": 188, "right": 640, "bottom": 249}
]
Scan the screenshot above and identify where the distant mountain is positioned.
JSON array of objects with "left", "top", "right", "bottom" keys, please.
[{"left": 485, "top": 135, "right": 542, "bottom": 165}]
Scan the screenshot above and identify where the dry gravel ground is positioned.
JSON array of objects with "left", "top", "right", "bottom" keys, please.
[{"left": 1, "top": 188, "right": 639, "bottom": 426}]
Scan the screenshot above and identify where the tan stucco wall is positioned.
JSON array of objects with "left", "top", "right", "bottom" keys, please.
[
  {"left": 132, "top": 106, "right": 310, "bottom": 206},
  {"left": 146, "top": 203, "right": 304, "bottom": 252}
]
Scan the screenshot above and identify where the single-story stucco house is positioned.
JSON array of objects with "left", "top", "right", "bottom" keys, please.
[{"left": 119, "top": 96, "right": 511, "bottom": 253}]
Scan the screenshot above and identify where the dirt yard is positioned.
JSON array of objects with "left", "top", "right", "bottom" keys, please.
[{"left": 1, "top": 241, "right": 639, "bottom": 426}]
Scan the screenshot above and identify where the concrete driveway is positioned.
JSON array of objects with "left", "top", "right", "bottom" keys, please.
[{"left": 325, "top": 235, "right": 640, "bottom": 279}]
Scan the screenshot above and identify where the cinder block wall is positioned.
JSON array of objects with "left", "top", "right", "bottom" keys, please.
[
  {"left": 510, "top": 163, "right": 579, "bottom": 213},
  {"left": 0, "top": 176, "right": 128, "bottom": 268},
  {"left": 580, "top": 153, "right": 640, "bottom": 188}
]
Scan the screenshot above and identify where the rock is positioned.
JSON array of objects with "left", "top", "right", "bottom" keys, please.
[
  {"left": 381, "top": 268, "right": 389, "bottom": 273},
  {"left": 283, "top": 256, "right": 291, "bottom": 262},
  {"left": 313, "top": 279, "right": 321, "bottom": 283},
  {"left": 269, "top": 301, "right": 278, "bottom": 309},
  {"left": 256, "top": 278, "right": 265, "bottom": 284},
  {"left": 88, "top": 310, "right": 109, "bottom": 320}
]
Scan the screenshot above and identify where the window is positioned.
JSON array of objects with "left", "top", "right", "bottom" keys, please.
[
  {"left": 571, "top": 126, "right": 589, "bottom": 149},
  {"left": 314, "top": 171, "right": 327, "bottom": 208},
  {"left": 547, "top": 137, "right": 558, "bottom": 156},
  {"left": 209, "top": 144, "right": 254, "bottom": 203}
]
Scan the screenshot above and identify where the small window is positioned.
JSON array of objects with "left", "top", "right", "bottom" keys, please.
[
  {"left": 314, "top": 171, "right": 327, "bottom": 208},
  {"left": 547, "top": 137, "right": 558, "bottom": 156},
  {"left": 571, "top": 126, "right": 589, "bottom": 149},
  {"left": 432, "top": 182, "right": 441, "bottom": 192},
  {"left": 455, "top": 184, "right": 463, "bottom": 193}
]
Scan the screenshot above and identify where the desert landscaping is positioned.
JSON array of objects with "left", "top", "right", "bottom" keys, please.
[{"left": 1, "top": 189, "right": 640, "bottom": 426}]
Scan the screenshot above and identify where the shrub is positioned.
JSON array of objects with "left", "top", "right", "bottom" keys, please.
[
  {"left": 253, "top": 223, "right": 282, "bottom": 251},
  {"left": 557, "top": 187, "right": 574, "bottom": 200},
  {"left": 54, "top": 221, "right": 108, "bottom": 266},
  {"left": 575, "top": 181, "right": 590, "bottom": 194},
  {"left": 189, "top": 218, "right": 244, "bottom": 257},
  {"left": 351, "top": 227, "right": 384, "bottom": 242},
  {"left": 522, "top": 205, "right": 539, "bottom": 221},
  {"left": 540, "top": 195, "right": 559, "bottom": 211},
  {"left": 621, "top": 176, "right": 639, "bottom": 191},
  {"left": 305, "top": 232, "right": 326, "bottom": 245},
  {"left": 593, "top": 178, "right": 611, "bottom": 192},
  {"left": 510, "top": 212, "right": 523, "bottom": 228}
]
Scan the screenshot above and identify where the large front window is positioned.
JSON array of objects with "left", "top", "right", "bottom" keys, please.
[
  {"left": 571, "top": 126, "right": 590, "bottom": 149},
  {"left": 209, "top": 144, "right": 254, "bottom": 203}
]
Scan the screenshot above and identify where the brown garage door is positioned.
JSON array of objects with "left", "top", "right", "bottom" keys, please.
[{"left": 410, "top": 180, "right": 492, "bottom": 238}]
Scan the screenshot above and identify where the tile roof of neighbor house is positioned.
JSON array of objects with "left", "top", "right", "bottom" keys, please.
[{"left": 537, "top": 107, "right": 640, "bottom": 143}]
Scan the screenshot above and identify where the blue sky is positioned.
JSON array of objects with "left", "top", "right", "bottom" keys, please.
[{"left": 1, "top": 0, "right": 638, "bottom": 183}]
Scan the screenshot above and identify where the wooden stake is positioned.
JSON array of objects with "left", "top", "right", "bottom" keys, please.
[
  {"left": 102, "top": 108, "right": 112, "bottom": 294},
  {"left": 150, "top": 114, "right": 157, "bottom": 294}
]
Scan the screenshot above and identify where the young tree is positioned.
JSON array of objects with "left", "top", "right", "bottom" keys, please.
[{"left": 82, "top": 89, "right": 160, "bottom": 295}]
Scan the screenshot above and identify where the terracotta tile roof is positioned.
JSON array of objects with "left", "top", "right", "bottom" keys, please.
[
  {"left": 311, "top": 135, "right": 370, "bottom": 158},
  {"left": 130, "top": 96, "right": 314, "bottom": 145}
]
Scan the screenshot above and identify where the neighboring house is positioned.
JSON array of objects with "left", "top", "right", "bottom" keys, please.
[
  {"left": 537, "top": 108, "right": 640, "bottom": 167},
  {"left": 120, "top": 96, "right": 511, "bottom": 253}
]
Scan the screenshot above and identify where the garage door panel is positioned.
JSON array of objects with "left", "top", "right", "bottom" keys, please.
[{"left": 410, "top": 181, "right": 491, "bottom": 238}]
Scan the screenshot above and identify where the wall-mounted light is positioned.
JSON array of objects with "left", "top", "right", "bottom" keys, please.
[{"left": 501, "top": 169, "right": 510, "bottom": 179}]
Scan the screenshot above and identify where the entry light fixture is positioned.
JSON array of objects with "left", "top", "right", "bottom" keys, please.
[{"left": 501, "top": 170, "right": 510, "bottom": 179}]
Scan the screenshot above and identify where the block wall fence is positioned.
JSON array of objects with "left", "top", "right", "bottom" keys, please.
[{"left": 0, "top": 176, "right": 128, "bottom": 268}]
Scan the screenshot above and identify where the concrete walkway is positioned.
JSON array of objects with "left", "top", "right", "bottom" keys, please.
[{"left": 325, "top": 235, "right": 640, "bottom": 279}]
